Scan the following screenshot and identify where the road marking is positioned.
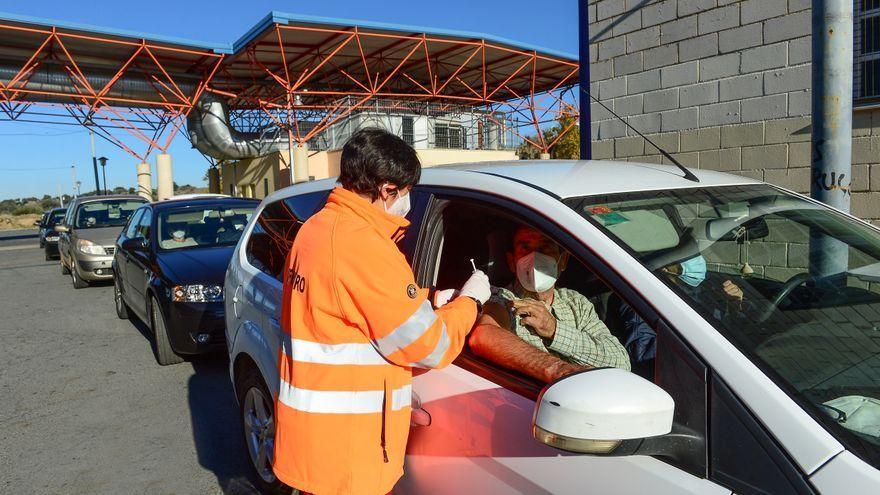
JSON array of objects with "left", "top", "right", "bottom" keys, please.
[{"left": 0, "top": 245, "right": 36, "bottom": 252}]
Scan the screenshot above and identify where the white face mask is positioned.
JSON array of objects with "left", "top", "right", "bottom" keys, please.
[
  {"left": 383, "top": 190, "right": 411, "bottom": 218},
  {"left": 515, "top": 251, "right": 558, "bottom": 293}
]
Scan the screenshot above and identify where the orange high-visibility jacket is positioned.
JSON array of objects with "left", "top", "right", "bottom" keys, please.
[{"left": 275, "top": 187, "right": 478, "bottom": 495}]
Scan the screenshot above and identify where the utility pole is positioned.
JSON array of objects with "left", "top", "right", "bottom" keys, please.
[
  {"left": 70, "top": 165, "right": 78, "bottom": 199},
  {"left": 578, "top": 0, "right": 592, "bottom": 160},
  {"left": 810, "top": 0, "right": 853, "bottom": 278},
  {"left": 89, "top": 129, "right": 101, "bottom": 196},
  {"left": 98, "top": 157, "right": 108, "bottom": 195}
]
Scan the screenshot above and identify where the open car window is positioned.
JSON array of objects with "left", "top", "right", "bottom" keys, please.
[{"left": 567, "top": 185, "right": 880, "bottom": 470}]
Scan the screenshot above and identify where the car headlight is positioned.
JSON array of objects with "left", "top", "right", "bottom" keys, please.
[
  {"left": 172, "top": 284, "right": 224, "bottom": 303},
  {"left": 77, "top": 238, "right": 106, "bottom": 255}
]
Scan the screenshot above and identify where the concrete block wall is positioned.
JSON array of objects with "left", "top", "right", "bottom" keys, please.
[{"left": 587, "top": 0, "right": 880, "bottom": 224}]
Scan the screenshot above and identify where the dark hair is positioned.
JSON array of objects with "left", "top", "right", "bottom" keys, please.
[{"left": 339, "top": 128, "right": 421, "bottom": 200}]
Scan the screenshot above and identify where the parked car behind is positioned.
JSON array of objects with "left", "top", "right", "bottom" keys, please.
[
  {"left": 226, "top": 161, "right": 880, "bottom": 494},
  {"left": 113, "top": 197, "right": 258, "bottom": 365},
  {"left": 37, "top": 207, "right": 66, "bottom": 259},
  {"left": 57, "top": 195, "right": 147, "bottom": 288}
]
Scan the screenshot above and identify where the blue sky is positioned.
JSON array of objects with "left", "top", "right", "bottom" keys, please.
[{"left": 0, "top": 0, "right": 579, "bottom": 200}]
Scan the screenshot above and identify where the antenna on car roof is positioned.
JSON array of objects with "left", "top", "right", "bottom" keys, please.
[{"left": 581, "top": 87, "right": 700, "bottom": 183}]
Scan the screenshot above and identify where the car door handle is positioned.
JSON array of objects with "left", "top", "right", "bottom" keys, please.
[
  {"left": 410, "top": 391, "right": 431, "bottom": 427},
  {"left": 231, "top": 286, "right": 242, "bottom": 318},
  {"left": 411, "top": 407, "right": 432, "bottom": 427}
]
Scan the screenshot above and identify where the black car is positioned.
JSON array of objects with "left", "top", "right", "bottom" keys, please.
[
  {"left": 112, "top": 196, "right": 259, "bottom": 365},
  {"left": 37, "top": 207, "right": 67, "bottom": 260}
]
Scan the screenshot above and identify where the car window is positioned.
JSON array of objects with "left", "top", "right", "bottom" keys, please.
[
  {"left": 246, "top": 190, "right": 330, "bottom": 281},
  {"left": 138, "top": 209, "right": 153, "bottom": 241},
  {"left": 48, "top": 210, "right": 66, "bottom": 226},
  {"left": 74, "top": 199, "right": 145, "bottom": 229},
  {"left": 568, "top": 185, "right": 880, "bottom": 470},
  {"left": 430, "top": 198, "right": 632, "bottom": 376},
  {"left": 420, "top": 193, "right": 708, "bottom": 477},
  {"left": 157, "top": 205, "right": 254, "bottom": 251},
  {"left": 124, "top": 209, "right": 144, "bottom": 239}
]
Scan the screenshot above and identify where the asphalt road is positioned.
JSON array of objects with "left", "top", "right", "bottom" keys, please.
[{"left": 0, "top": 230, "right": 261, "bottom": 494}]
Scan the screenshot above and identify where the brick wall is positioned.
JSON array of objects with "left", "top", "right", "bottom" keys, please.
[{"left": 587, "top": 0, "right": 880, "bottom": 224}]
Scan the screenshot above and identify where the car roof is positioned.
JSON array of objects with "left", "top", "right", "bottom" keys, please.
[
  {"left": 70, "top": 194, "right": 147, "bottom": 206},
  {"left": 438, "top": 160, "right": 761, "bottom": 198},
  {"left": 263, "top": 160, "right": 763, "bottom": 205},
  {"left": 150, "top": 196, "right": 260, "bottom": 211}
]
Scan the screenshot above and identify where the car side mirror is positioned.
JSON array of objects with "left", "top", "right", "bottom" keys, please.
[
  {"left": 533, "top": 368, "right": 674, "bottom": 455},
  {"left": 54, "top": 225, "right": 69, "bottom": 233},
  {"left": 122, "top": 237, "right": 148, "bottom": 252},
  {"left": 34, "top": 220, "right": 42, "bottom": 227}
]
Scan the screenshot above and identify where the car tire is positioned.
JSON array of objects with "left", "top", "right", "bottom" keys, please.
[
  {"left": 71, "top": 262, "right": 89, "bottom": 289},
  {"left": 150, "top": 296, "right": 183, "bottom": 366},
  {"left": 61, "top": 255, "right": 70, "bottom": 275},
  {"left": 44, "top": 250, "right": 51, "bottom": 261},
  {"left": 113, "top": 273, "right": 129, "bottom": 320},
  {"left": 236, "top": 368, "right": 293, "bottom": 495}
]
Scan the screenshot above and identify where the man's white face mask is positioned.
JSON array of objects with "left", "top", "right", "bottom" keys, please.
[
  {"left": 515, "top": 251, "right": 558, "bottom": 293},
  {"left": 382, "top": 187, "right": 411, "bottom": 218}
]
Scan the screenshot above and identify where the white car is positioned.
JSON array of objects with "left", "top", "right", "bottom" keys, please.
[{"left": 225, "top": 160, "right": 880, "bottom": 494}]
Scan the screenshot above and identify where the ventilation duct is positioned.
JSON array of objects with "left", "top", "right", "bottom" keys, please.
[
  {"left": 185, "top": 91, "right": 290, "bottom": 160},
  {"left": 0, "top": 60, "right": 199, "bottom": 105},
  {"left": 0, "top": 60, "right": 287, "bottom": 161}
]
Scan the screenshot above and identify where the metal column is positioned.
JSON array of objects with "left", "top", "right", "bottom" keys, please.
[
  {"left": 578, "top": 0, "right": 592, "bottom": 160},
  {"left": 810, "top": 0, "right": 854, "bottom": 278},
  {"left": 89, "top": 130, "right": 101, "bottom": 195}
]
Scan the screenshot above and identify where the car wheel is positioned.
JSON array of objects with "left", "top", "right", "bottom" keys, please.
[
  {"left": 71, "top": 261, "right": 89, "bottom": 289},
  {"left": 150, "top": 297, "right": 183, "bottom": 366},
  {"left": 113, "top": 273, "right": 129, "bottom": 320},
  {"left": 44, "top": 250, "right": 51, "bottom": 261},
  {"left": 61, "top": 255, "right": 70, "bottom": 275},
  {"left": 237, "top": 368, "right": 292, "bottom": 495}
]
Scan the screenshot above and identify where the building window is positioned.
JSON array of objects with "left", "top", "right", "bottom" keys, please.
[
  {"left": 856, "top": 0, "right": 880, "bottom": 99},
  {"left": 402, "top": 117, "right": 414, "bottom": 146},
  {"left": 434, "top": 123, "right": 465, "bottom": 149},
  {"left": 264, "top": 178, "right": 269, "bottom": 197}
]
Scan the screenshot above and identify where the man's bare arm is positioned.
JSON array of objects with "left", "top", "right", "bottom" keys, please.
[{"left": 468, "top": 302, "right": 587, "bottom": 383}]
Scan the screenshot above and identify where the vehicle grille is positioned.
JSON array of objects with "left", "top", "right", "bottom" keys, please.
[{"left": 104, "top": 247, "right": 116, "bottom": 255}]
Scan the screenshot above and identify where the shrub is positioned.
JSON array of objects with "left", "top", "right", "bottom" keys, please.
[{"left": 12, "top": 204, "right": 43, "bottom": 216}]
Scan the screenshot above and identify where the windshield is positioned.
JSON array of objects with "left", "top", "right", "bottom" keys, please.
[
  {"left": 568, "top": 185, "right": 880, "bottom": 468},
  {"left": 74, "top": 200, "right": 145, "bottom": 229},
  {"left": 158, "top": 205, "right": 254, "bottom": 251}
]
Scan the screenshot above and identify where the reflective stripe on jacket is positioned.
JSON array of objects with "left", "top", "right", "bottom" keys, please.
[{"left": 274, "top": 187, "right": 478, "bottom": 495}]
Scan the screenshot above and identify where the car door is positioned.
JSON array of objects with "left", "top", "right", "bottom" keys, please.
[
  {"left": 398, "top": 188, "right": 731, "bottom": 495},
  {"left": 58, "top": 203, "right": 75, "bottom": 265},
  {"left": 233, "top": 190, "right": 332, "bottom": 392},
  {"left": 127, "top": 208, "right": 153, "bottom": 316},
  {"left": 116, "top": 208, "right": 144, "bottom": 289}
]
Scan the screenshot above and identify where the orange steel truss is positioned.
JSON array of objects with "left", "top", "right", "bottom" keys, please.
[
  {"left": 0, "top": 15, "right": 578, "bottom": 160},
  {"left": 0, "top": 21, "right": 224, "bottom": 161},
  {"left": 214, "top": 23, "right": 579, "bottom": 154}
]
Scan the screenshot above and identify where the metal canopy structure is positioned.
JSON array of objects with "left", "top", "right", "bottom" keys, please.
[{"left": 0, "top": 11, "right": 579, "bottom": 162}]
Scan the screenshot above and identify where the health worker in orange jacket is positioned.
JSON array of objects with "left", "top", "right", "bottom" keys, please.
[{"left": 275, "top": 128, "right": 491, "bottom": 495}]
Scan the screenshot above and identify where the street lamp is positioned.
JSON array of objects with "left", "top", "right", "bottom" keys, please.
[{"left": 98, "top": 156, "right": 109, "bottom": 195}]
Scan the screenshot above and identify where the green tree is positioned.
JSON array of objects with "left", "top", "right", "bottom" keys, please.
[{"left": 517, "top": 113, "right": 580, "bottom": 160}]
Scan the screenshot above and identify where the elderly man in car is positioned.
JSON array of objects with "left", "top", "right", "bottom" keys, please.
[{"left": 468, "top": 225, "right": 630, "bottom": 382}]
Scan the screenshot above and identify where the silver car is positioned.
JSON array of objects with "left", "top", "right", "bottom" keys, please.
[{"left": 57, "top": 195, "right": 148, "bottom": 288}]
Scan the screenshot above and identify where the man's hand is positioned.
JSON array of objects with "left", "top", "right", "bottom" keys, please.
[
  {"left": 511, "top": 298, "right": 557, "bottom": 339},
  {"left": 722, "top": 280, "right": 744, "bottom": 301}
]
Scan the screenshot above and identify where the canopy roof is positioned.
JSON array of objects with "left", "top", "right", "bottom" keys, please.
[{"left": 0, "top": 11, "right": 579, "bottom": 158}]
